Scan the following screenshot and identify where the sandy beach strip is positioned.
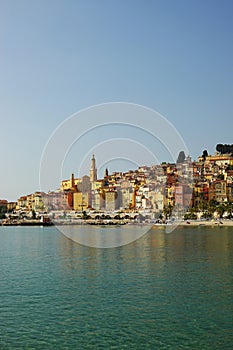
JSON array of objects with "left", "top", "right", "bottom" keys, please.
[{"left": 153, "top": 220, "right": 233, "bottom": 228}]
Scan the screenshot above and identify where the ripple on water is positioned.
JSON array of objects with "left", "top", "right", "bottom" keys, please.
[{"left": 0, "top": 226, "right": 232, "bottom": 349}]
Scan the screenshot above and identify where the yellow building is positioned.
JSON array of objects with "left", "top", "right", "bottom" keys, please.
[
  {"left": 105, "top": 191, "right": 118, "bottom": 211},
  {"left": 34, "top": 192, "right": 46, "bottom": 212},
  {"left": 198, "top": 154, "right": 233, "bottom": 167},
  {"left": 209, "top": 180, "right": 227, "bottom": 203},
  {"left": 91, "top": 180, "right": 103, "bottom": 191},
  {"left": 73, "top": 192, "right": 91, "bottom": 211},
  {"left": 60, "top": 173, "right": 79, "bottom": 191},
  {"left": 149, "top": 191, "right": 164, "bottom": 212},
  {"left": 120, "top": 181, "right": 134, "bottom": 209},
  {"left": 7, "top": 202, "right": 17, "bottom": 212},
  {"left": 92, "top": 190, "right": 105, "bottom": 210},
  {"left": 16, "top": 196, "right": 27, "bottom": 210}
]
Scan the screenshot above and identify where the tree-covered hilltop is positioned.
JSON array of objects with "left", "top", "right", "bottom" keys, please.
[{"left": 216, "top": 144, "right": 233, "bottom": 154}]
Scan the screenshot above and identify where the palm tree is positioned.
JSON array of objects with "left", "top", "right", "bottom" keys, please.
[
  {"left": 201, "top": 211, "right": 212, "bottom": 219},
  {"left": 163, "top": 204, "right": 173, "bottom": 220},
  {"left": 216, "top": 204, "right": 226, "bottom": 219},
  {"left": 208, "top": 199, "right": 218, "bottom": 215},
  {"left": 198, "top": 200, "right": 208, "bottom": 213},
  {"left": 225, "top": 202, "right": 233, "bottom": 218},
  {"left": 82, "top": 211, "right": 88, "bottom": 220}
]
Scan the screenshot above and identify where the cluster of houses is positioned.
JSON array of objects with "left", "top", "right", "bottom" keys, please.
[{"left": 1, "top": 151, "right": 233, "bottom": 220}]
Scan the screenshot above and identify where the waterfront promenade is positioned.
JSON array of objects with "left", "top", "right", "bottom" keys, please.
[{"left": 2, "top": 217, "right": 233, "bottom": 227}]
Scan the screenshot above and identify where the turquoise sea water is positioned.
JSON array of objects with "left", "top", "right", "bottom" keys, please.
[{"left": 0, "top": 225, "right": 232, "bottom": 349}]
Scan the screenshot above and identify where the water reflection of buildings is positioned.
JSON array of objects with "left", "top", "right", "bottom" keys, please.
[
  {"left": 58, "top": 226, "right": 232, "bottom": 286},
  {"left": 58, "top": 226, "right": 169, "bottom": 274}
]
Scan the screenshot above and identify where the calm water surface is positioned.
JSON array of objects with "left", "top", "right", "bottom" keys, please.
[{"left": 0, "top": 225, "right": 232, "bottom": 349}]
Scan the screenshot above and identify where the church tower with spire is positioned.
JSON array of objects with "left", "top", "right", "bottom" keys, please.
[{"left": 90, "top": 154, "right": 97, "bottom": 182}]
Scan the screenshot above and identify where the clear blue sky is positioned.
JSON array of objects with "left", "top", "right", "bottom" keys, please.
[{"left": 0, "top": 0, "right": 233, "bottom": 201}]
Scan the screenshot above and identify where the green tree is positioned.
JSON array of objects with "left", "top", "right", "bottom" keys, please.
[
  {"left": 225, "top": 202, "right": 233, "bottom": 218},
  {"left": 32, "top": 210, "right": 36, "bottom": 219},
  {"left": 0, "top": 206, "right": 7, "bottom": 214},
  {"left": 82, "top": 211, "right": 88, "bottom": 220},
  {"left": 184, "top": 212, "right": 197, "bottom": 220},
  {"left": 216, "top": 144, "right": 233, "bottom": 155},
  {"left": 198, "top": 200, "right": 208, "bottom": 212},
  {"left": 216, "top": 204, "right": 226, "bottom": 218},
  {"left": 201, "top": 211, "right": 212, "bottom": 219},
  {"left": 0, "top": 213, "right": 6, "bottom": 219},
  {"left": 163, "top": 204, "right": 173, "bottom": 219},
  {"left": 202, "top": 150, "right": 208, "bottom": 160},
  {"left": 207, "top": 200, "right": 218, "bottom": 216}
]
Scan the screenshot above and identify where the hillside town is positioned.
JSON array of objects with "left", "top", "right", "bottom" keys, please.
[{"left": 1, "top": 145, "right": 233, "bottom": 224}]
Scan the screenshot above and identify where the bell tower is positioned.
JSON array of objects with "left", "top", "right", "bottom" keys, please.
[{"left": 90, "top": 154, "right": 97, "bottom": 182}]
